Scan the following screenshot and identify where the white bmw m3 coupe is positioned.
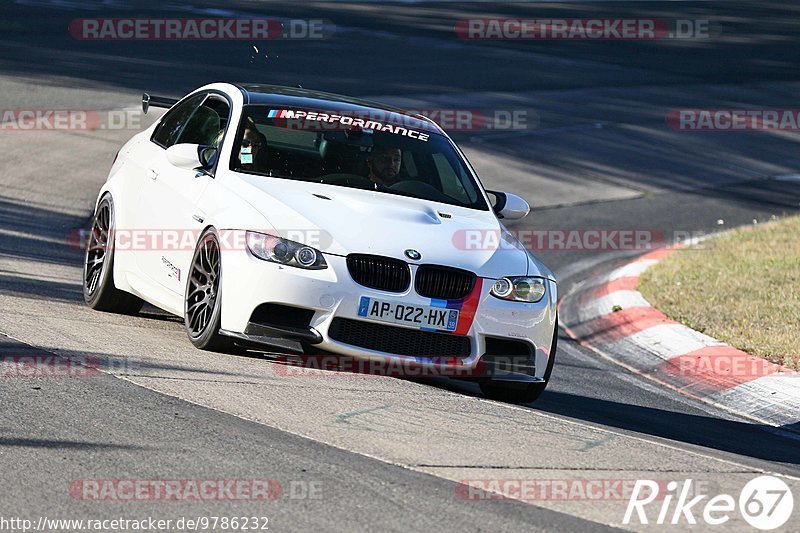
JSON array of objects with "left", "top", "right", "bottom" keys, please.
[{"left": 83, "top": 83, "right": 558, "bottom": 403}]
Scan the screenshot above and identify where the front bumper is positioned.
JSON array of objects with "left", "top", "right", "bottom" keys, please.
[{"left": 219, "top": 251, "right": 557, "bottom": 379}]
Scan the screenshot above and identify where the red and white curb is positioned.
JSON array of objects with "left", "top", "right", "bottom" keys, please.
[{"left": 559, "top": 248, "right": 800, "bottom": 431}]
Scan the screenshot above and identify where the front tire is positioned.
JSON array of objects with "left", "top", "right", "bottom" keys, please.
[
  {"left": 83, "top": 196, "right": 144, "bottom": 314},
  {"left": 185, "top": 228, "right": 233, "bottom": 352},
  {"left": 479, "top": 319, "right": 558, "bottom": 404}
]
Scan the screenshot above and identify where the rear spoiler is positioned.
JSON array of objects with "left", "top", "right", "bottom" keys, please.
[{"left": 142, "top": 93, "right": 179, "bottom": 114}]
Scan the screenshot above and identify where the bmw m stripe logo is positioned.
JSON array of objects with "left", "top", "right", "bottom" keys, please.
[{"left": 404, "top": 249, "right": 421, "bottom": 260}]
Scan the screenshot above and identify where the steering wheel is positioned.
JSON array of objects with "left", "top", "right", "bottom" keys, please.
[{"left": 388, "top": 180, "right": 452, "bottom": 203}]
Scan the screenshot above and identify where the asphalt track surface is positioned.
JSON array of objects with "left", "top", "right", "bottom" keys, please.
[{"left": 1, "top": 1, "right": 800, "bottom": 531}]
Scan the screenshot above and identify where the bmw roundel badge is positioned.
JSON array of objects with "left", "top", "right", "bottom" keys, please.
[{"left": 404, "top": 249, "right": 421, "bottom": 260}]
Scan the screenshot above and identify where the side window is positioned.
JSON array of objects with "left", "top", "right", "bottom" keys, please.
[
  {"left": 177, "top": 95, "right": 230, "bottom": 147},
  {"left": 151, "top": 93, "right": 205, "bottom": 148}
]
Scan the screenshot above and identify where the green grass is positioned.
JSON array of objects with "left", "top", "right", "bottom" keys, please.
[{"left": 639, "top": 216, "right": 800, "bottom": 369}]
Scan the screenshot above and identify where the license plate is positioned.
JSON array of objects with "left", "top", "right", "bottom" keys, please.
[{"left": 357, "top": 296, "right": 459, "bottom": 332}]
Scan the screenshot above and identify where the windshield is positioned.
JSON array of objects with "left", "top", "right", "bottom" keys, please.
[{"left": 229, "top": 105, "right": 489, "bottom": 210}]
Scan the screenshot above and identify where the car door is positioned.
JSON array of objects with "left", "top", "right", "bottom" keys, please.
[{"left": 135, "top": 92, "right": 230, "bottom": 298}]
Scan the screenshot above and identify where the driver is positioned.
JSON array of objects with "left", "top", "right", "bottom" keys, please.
[
  {"left": 239, "top": 119, "right": 268, "bottom": 171},
  {"left": 366, "top": 145, "right": 402, "bottom": 187}
]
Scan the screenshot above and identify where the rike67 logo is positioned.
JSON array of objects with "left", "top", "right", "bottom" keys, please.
[{"left": 624, "top": 476, "right": 793, "bottom": 530}]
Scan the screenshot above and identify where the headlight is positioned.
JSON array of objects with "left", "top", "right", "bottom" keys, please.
[
  {"left": 246, "top": 231, "right": 327, "bottom": 270},
  {"left": 490, "top": 276, "right": 546, "bottom": 303}
]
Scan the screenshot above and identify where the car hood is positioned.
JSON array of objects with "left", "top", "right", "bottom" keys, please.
[{"left": 230, "top": 175, "right": 547, "bottom": 280}]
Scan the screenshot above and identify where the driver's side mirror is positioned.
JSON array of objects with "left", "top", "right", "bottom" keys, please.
[
  {"left": 486, "top": 190, "right": 530, "bottom": 220},
  {"left": 165, "top": 143, "right": 216, "bottom": 171},
  {"left": 166, "top": 143, "right": 202, "bottom": 170}
]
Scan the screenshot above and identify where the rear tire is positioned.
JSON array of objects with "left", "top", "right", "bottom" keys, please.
[
  {"left": 83, "top": 196, "right": 144, "bottom": 314},
  {"left": 185, "top": 228, "right": 233, "bottom": 352},
  {"left": 479, "top": 318, "right": 558, "bottom": 404}
]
